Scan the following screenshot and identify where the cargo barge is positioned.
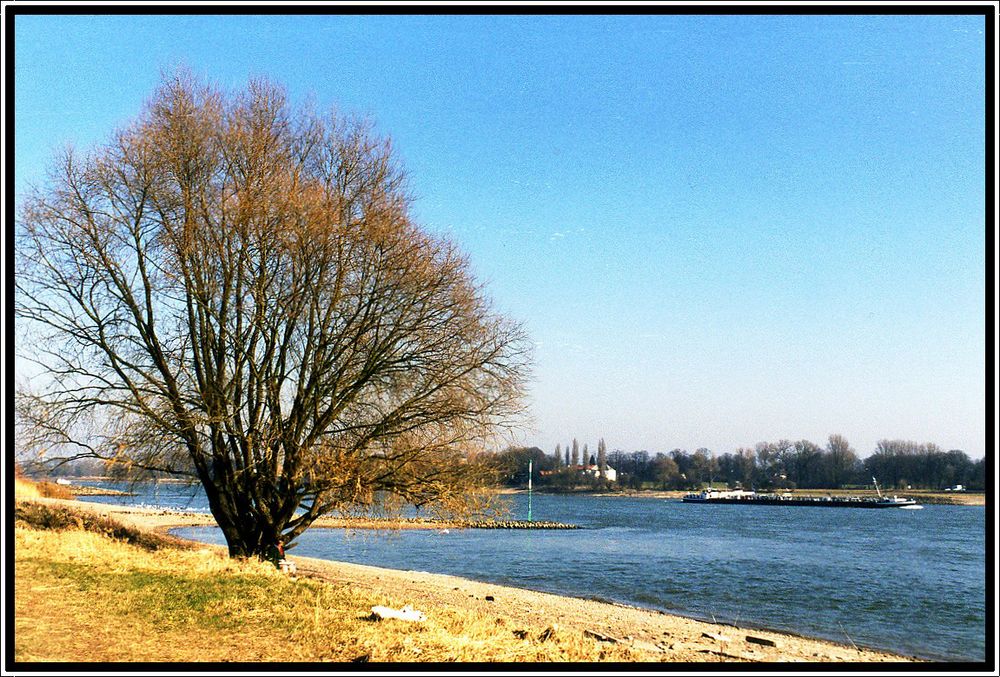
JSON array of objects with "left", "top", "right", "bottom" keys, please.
[{"left": 681, "top": 486, "right": 919, "bottom": 509}]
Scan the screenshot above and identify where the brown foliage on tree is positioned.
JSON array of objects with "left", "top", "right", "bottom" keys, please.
[{"left": 16, "top": 73, "right": 530, "bottom": 558}]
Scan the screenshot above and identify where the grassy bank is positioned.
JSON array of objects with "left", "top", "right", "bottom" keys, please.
[{"left": 14, "top": 502, "right": 644, "bottom": 663}]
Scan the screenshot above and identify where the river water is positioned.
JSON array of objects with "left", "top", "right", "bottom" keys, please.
[{"left": 76, "top": 481, "right": 986, "bottom": 662}]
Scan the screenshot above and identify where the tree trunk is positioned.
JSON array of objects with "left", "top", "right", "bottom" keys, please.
[{"left": 203, "top": 480, "right": 281, "bottom": 559}]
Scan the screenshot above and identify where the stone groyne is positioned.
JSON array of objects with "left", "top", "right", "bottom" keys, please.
[
  {"left": 323, "top": 516, "right": 579, "bottom": 530},
  {"left": 462, "top": 519, "right": 578, "bottom": 529}
]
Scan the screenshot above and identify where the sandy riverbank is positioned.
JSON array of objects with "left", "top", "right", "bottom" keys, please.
[{"left": 30, "top": 497, "right": 917, "bottom": 663}]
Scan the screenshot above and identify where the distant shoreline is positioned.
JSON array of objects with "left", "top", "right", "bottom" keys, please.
[{"left": 48, "top": 477, "right": 985, "bottom": 506}]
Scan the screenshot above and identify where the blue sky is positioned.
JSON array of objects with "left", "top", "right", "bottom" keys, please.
[{"left": 13, "top": 13, "right": 988, "bottom": 457}]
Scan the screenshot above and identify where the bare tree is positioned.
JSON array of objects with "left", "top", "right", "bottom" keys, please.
[
  {"left": 571, "top": 438, "right": 579, "bottom": 467},
  {"left": 826, "top": 434, "right": 859, "bottom": 488},
  {"left": 597, "top": 438, "right": 607, "bottom": 480},
  {"left": 15, "top": 73, "right": 530, "bottom": 558}
]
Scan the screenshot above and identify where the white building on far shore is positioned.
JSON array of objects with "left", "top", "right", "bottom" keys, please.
[{"left": 580, "top": 464, "right": 617, "bottom": 482}]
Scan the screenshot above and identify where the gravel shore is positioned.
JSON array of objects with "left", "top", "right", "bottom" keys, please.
[{"left": 40, "top": 497, "right": 918, "bottom": 663}]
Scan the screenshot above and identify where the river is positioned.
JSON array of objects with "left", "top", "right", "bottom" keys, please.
[{"left": 75, "top": 481, "right": 986, "bottom": 662}]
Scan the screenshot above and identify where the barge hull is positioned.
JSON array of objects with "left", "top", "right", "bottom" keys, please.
[{"left": 682, "top": 497, "right": 913, "bottom": 508}]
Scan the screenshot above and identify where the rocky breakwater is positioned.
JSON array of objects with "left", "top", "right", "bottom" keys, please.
[
  {"left": 462, "top": 519, "right": 578, "bottom": 529},
  {"left": 314, "top": 516, "right": 580, "bottom": 530},
  {"left": 70, "top": 485, "right": 136, "bottom": 497}
]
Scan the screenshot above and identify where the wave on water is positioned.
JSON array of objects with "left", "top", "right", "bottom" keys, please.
[{"left": 593, "top": 526, "right": 642, "bottom": 534}]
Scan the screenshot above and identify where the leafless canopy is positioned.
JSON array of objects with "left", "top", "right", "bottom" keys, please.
[{"left": 16, "top": 73, "right": 530, "bottom": 557}]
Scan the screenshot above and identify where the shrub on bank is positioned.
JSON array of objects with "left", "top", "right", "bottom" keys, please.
[
  {"left": 14, "top": 502, "right": 191, "bottom": 552},
  {"left": 35, "top": 482, "right": 76, "bottom": 500}
]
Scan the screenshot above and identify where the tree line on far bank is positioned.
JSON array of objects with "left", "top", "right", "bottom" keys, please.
[{"left": 494, "top": 435, "right": 986, "bottom": 492}]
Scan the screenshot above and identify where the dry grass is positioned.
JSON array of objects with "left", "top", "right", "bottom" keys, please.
[
  {"left": 15, "top": 479, "right": 42, "bottom": 500},
  {"left": 15, "top": 477, "right": 75, "bottom": 500},
  {"left": 14, "top": 505, "right": 643, "bottom": 663}
]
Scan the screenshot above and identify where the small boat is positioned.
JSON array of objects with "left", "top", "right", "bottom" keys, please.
[{"left": 872, "top": 477, "right": 922, "bottom": 509}]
